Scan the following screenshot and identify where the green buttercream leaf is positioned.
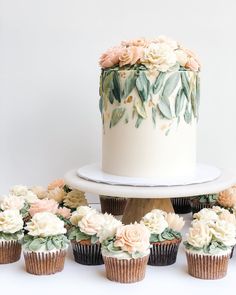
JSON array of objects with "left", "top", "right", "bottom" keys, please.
[
  {"left": 181, "top": 71, "right": 190, "bottom": 100},
  {"left": 28, "top": 238, "right": 44, "bottom": 251},
  {"left": 150, "top": 228, "right": 181, "bottom": 243},
  {"left": 110, "top": 107, "right": 126, "bottom": 128},
  {"left": 175, "top": 89, "right": 185, "bottom": 117},
  {"left": 134, "top": 97, "right": 147, "bottom": 118},
  {"left": 112, "top": 71, "right": 121, "bottom": 103},
  {"left": 184, "top": 104, "right": 192, "bottom": 124},
  {"left": 68, "top": 226, "right": 91, "bottom": 242},
  {"left": 152, "top": 72, "right": 166, "bottom": 94},
  {"left": 162, "top": 72, "right": 180, "bottom": 99},
  {"left": 136, "top": 71, "right": 150, "bottom": 102},
  {"left": 46, "top": 239, "right": 54, "bottom": 251},
  {"left": 157, "top": 96, "right": 173, "bottom": 119},
  {"left": 195, "top": 74, "right": 200, "bottom": 118},
  {"left": 135, "top": 115, "right": 143, "bottom": 128},
  {"left": 123, "top": 71, "right": 138, "bottom": 98},
  {"left": 152, "top": 107, "right": 157, "bottom": 127},
  {"left": 91, "top": 235, "right": 99, "bottom": 244},
  {"left": 99, "top": 97, "right": 103, "bottom": 115}
]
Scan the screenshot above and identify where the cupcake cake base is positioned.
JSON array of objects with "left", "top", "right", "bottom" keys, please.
[
  {"left": 148, "top": 239, "right": 181, "bottom": 266},
  {"left": 71, "top": 240, "right": 103, "bottom": 265},
  {"left": 99, "top": 195, "right": 127, "bottom": 216},
  {"left": 0, "top": 240, "right": 21, "bottom": 264},
  {"left": 24, "top": 249, "right": 67, "bottom": 275},
  {"left": 185, "top": 250, "right": 230, "bottom": 279},
  {"left": 103, "top": 255, "right": 149, "bottom": 283}
]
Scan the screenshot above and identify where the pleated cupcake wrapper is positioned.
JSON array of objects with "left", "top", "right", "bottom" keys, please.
[
  {"left": 0, "top": 240, "right": 21, "bottom": 264},
  {"left": 99, "top": 195, "right": 127, "bottom": 215},
  {"left": 189, "top": 201, "right": 217, "bottom": 214},
  {"left": 171, "top": 197, "right": 191, "bottom": 214},
  {"left": 103, "top": 255, "right": 149, "bottom": 284},
  {"left": 24, "top": 249, "right": 67, "bottom": 275},
  {"left": 71, "top": 241, "right": 104, "bottom": 265},
  {"left": 185, "top": 251, "right": 230, "bottom": 280},
  {"left": 148, "top": 239, "right": 181, "bottom": 266}
]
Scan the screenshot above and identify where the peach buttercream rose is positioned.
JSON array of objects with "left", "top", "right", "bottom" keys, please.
[
  {"left": 119, "top": 46, "right": 143, "bottom": 67},
  {"left": 121, "top": 38, "right": 149, "bottom": 48},
  {"left": 78, "top": 212, "right": 105, "bottom": 236},
  {"left": 99, "top": 46, "right": 122, "bottom": 69},
  {"left": 218, "top": 186, "right": 236, "bottom": 208},
  {"left": 47, "top": 187, "right": 66, "bottom": 203},
  {"left": 29, "top": 198, "right": 58, "bottom": 217},
  {"left": 48, "top": 179, "right": 65, "bottom": 190},
  {"left": 56, "top": 207, "right": 72, "bottom": 219},
  {"left": 182, "top": 47, "right": 200, "bottom": 72},
  {"left": 114, "top": 223, "right": 150, "bottom": 254},
  {"left": 30, "top": 186, "right": 48, "bottom": 199},
  {"left": 165, "top": 213, "right": 185, "bottom": 232}
]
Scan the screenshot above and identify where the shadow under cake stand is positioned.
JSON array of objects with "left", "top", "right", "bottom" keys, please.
[{"left": 64, "top": 167, "right": 236, "bottom": 224}]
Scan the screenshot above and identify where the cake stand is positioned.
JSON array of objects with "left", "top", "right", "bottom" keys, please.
[{"left": 64, "top": 168, "right": 236, "bottom": 224}]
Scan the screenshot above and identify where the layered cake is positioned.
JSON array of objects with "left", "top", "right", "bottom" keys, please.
[{"left": 99, "top": 36, "right": 200, "bottom": 179}]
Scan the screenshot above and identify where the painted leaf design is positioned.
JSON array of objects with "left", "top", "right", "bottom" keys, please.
[
  {"left": 162, "top": 72, "right": 180, "bottom": 99},
  {"left": 110, "top": 107, "right": 126, "bottom": 128},
  {"left": 135, "top": 115, "right": 143, "bottom": 128},
  {"left": 175, "top": 89, "right": 185, "bottom": 117},
  {"left": 181, "top": 71, "right": 190, "bottom": 100},
  {"left": 157, "top": 97, "right": 172, "bottom": 120},
  {"left": 190, "top": 74, "right": 197, "bottom": 118},
  {"left": 103, "top": 71, "right": 114, "bottom": 110},
  {"left": 184, "top": 104, "right": 192, "bottom": 124},
  {"left": 99, "top": 97, "right": 103, "bottom": 115},
  {"left": 134, "top": 97, "right": 147, "bottom": 118},
  {"left": 123, "top": 71, "right": 137, "bottom": 98},
  {"left": 195, "top": 74, "right": 200, "bottom": 117},
  {"left": 152, "top": 107, "right": 157, "bottom": 127},
  {"left": 152, "top": 72, "right": 166, "bottom": 94},
  {"left": 136, "top": 71, "right": 150, "bottom": 102},
  {"left": 112, "top": 71, "right": 121, "bottom": 103}
]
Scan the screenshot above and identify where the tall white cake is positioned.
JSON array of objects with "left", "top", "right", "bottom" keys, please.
[{"left": 99, "top": 36, "right": 200, "bottom": 179}]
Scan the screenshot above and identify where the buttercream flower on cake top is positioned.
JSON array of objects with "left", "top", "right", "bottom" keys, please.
[
  {"left": 217, "top": 185, "right": 236, "bottom": 208},
  {"left": 99, "top": 36, "right": 200, "bottom": 72}
]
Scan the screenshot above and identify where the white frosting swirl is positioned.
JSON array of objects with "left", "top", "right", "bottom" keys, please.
[
  {"left": 0, "top": 209, "right": 24, "bottom": 234},
  {"left": 186, "top": 220, "right": 212, "bottom": 248},
  {"left": 97, "top": 213, "right": 122, "bottom": 242},
  {"left": 141, "top": 211, "right": 168, "bottom": 234},
  {"left": 0, "top": 195, "right": 25, "bottom": 211}
]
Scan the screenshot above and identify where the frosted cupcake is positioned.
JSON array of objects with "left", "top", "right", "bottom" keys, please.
[
  {"left": 23, "top": 212, "right": 69, "bottom": 275},
  {"left": 141, "top": 209, "right": 185, "bottom": 265},
  {"left": 0, "top": 209, "right": 24, "bottom": 264},
  {"left": 184, "top": 217, "right": 236, "bottom": 279},
  {"left": 171, "top": 197, "right": 191, "bottom": 214},
  {"left": 68, "top": 206, "right": 105, "bottom": 265},
  {"left": 101, "top": 223, "right": 150, "bottom": 283},
  {"left": 99, "top": 195, "right": 127, "bottom": 216},
  {"left": 189, "top": 194, "right": 218, "bottom": 214}
]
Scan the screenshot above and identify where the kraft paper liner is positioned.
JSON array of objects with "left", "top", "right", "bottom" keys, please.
[
  {"left": 148, "top": 239, "right": 181, "bottom": 266},
  {"left": 189, "top": 201, "right": 217, "bottom": 214},
  {"left": 71, "top": 241, "right": 104, "bottom": 265},
  {"left": 171, "top": 197, "right": 191, "bottom": 214},
  {"left": 24, "top": 249, "right": 67, "bottom": 275},
  {"left": 0, "top": 240, "right": 21, "bottom": 264},
  {"left": 103, "top": 255, "right": 149, "bottom": 283},
  {"left": 99, "top": 195, "right": 127, "bottom": 215},
  {"left": 185, "top": 251, "right": 230, "bottom": 280}
]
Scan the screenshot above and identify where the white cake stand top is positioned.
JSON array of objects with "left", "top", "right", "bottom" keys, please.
[{"left": 64, "top": 168, "right": 236, "bottom": 198}]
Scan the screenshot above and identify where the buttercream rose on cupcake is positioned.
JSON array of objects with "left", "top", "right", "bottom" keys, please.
[
  {"left": 29, "top": 198, "right": 58, "bottom": 217},
  {"left": 0, "top": 209, "right": 24, "bottom": 234},
  {"left": 63, "top": 190, "right": 88, "bottom": 209},
  {"left": 186, "top": 220, "right": 212, "bottom": 248},
  {"left": 0, "top": 195, "right": 25, "bottom": 211}
]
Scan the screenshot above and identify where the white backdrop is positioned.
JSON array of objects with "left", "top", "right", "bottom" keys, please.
[{"left": 0, "top": 0, "right": 236, "bottom": 193}]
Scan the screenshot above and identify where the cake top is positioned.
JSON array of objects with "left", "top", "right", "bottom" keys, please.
[{"left": 99, "top": 36, "right": 200, "bottom": 72}]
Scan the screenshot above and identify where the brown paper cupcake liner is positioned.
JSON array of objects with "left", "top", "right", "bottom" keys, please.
[
  {"left": 99, "top": 195, "right": 127, "bottom": 215},
  {"left": 185, "top": 250, "right": 230, "bottom": 279},
  {"left": 24, "top": 249, "right": 67, "bottom": 275},
  {"left": 171, "top": 197, "right": 191, "bottom": 214},
  {"left": 230, "top": 245, "right": 234, "bottom": 259},
  {"left": 0, "top": 240, "right": 21, "bottom": 264},
  {"left": 71, "top": 241, "right": 103, "bottom": 265},
  {"left": 148, "top": 239, "right": 181, "bottom": 266},
  {"left": 103, "top": 255, "right": 149, "bottom": 283},
  {"left": 189, "top": 201, "right": 217, "bottom": 214}
]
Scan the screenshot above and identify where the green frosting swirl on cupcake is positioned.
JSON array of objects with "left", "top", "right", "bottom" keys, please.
[{"left": 150, "top": 228, "right": 181, "bottom": 243}]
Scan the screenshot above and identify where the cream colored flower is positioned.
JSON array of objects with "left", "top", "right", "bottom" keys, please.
[
  {"left": 218, "top": 186, "right": 236, "bottom": 208},
  {"left": 25, "top": 212, "right": 66, "bottom": 237},
  {"left": 175, "top": 49, "right": 188, "bottom": 67},
  {"left": 30, "top": 186, "right": 48, "bottom": 199},
  {"left": 210, "top": 220, "right": 236, "bottom": 247},
  {"left": 165, "top": 213, "right": 185, "bottom": 231},
  {"left": 63, "top": 190, "right": 87, "bottom": 209},
  {"left": 219, "top": 210, "right": 236, "bottom": 225},
  {"left": 0, "top": 209, "right": 24, "bottom": 234},
  {"left": 97, "top": 213, "right": 122, "bottom": 242},
  {"left": 187, "top": 220, "right": 212, "bottom": 248},
  {"left": 57, "top": 207, "right": 72, "bottom": 219},
  {"left": 114, "top": 223, "right": 150, "bottom": 254},
  {"left": 193, "top": 208, "right": 219, "bottom": 223},
  {"left": 70, "top": 206, "right": 96, "bottom": 226},
  {"left": 121, "top": 38, "right": 150, "bottom": 47},
  {"left": 78, "top": 212, "right": 105, "bottom": 236},
  {"left": 10, "top": 185, "right": 28, "bottom": 196},
  {"left": 47, "top": 187, "right": 66, "bottom": 203},
  {"left": 22, "top": 191, "right": 38, "bottom": 204},
  {"left": 0, "top": 195, "right": 25, "bottom": 211},
  {"left": 141, "top": 211, "right": 168, "bottom": 234},
  {"left": 141, "top": 43, "right": 176, "bottom": 71},
  {"left": 152, "top": 35, "right": 178, "bottom": 50},
  {"left": 48, "top": 179, "right": 65, "bottom": 190}
]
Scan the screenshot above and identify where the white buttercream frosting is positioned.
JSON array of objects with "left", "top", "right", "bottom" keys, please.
[
  {"left": 0, "top": 209, "right": 24, "bottom": 233},
  {"left": 0, "top": 195, "right": 25, "bottom": 211},
  {"left": 97, "top": 213, "right": 122, "bottom": 243}
]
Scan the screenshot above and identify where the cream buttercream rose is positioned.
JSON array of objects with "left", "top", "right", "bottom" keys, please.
[
  {"left": 97, "top": 213, "right": 122, "bottom": 242},
  {"left": 186, "top": 220, "right": 212, "bottom": 248},
  {"left": 165, "top": 212, "right": 185, "bottom": 231},
  {"left": 0, "top": 195, "right": 25, "bottom": 211},
  {"left": 78, "top": 212, "right": 105, "bottom": 236},
  {"left": 0, "top": 209, "right": 24, "bottom": 234},
  {"left": 141, "top": 210, "right": 168, "bottom": 234},
  {"left": 210, "top": 220, "right": 236, "bottom": 247},
  {"left": 70, "top": 206, "right": 96, "bottom": 226}
]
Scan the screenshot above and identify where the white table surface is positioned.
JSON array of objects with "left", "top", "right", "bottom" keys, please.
[
  {"left": 64, "top": 169, "right": 236, "bottom": 198},
  {"left": 1, "top": 203, "right": 235, "bottom": 295}
]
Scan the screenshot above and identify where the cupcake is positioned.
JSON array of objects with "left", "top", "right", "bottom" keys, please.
[
  {"left": 171, "top": 197, "right": 191, "bottom": 214},
  {"left": 141, "top": 209, "right": 185, "bottom": 266},
  {"left": 23, "top": 212, "right": 69, "bottom": 275},
  {"left": 68, "top": 206, "right": 105, "bottom": 265},
  {"left": 217, "top": 186, "right": 236, "bottom": 210},
  {"left": 99, "top": 195, "right": 127, "bottom": 215},
  {"left": 101, "top": 223, "right": 150, "bottom": 283},
  {"left": 189, "top": 194, "right": 218, "bottom": 214},
  {"left": 184, "top": 215, "right": 236, "bottom": 279},
  {"left": 0, "top": 209, "right": 24, "bottom": 264}
]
